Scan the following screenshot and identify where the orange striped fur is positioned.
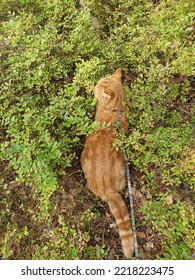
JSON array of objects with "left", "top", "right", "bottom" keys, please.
[{"left": 81, "top": 69, "right": 134, "bottom": 258}]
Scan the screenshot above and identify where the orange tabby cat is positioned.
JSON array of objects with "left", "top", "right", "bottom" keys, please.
[{"left": 81, "top": 68, "right": 134, "bottom": 258}]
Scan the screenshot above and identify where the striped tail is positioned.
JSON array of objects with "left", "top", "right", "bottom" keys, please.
[{"left": 105, "top": 192, "right": 134, "bottom": 258}]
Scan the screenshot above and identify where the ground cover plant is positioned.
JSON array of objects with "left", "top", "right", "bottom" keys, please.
[{"left": 0, "top": 0, "right": 194, "bottom": 259}]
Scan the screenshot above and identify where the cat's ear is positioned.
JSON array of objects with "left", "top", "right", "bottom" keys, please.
[
  {"left": 103, "top": 88, "right": 114, "bottom": 100},
  {"left": 112, "top": 68, "right": 122, "bottom": 82},
  {"left": 102, "top": 91, "right": 112, "bottom": 100}
]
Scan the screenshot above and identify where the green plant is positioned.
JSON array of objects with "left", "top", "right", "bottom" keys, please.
[
  {"left": 141, "top": 194, "right": 195, "bottom": 259},
  {"left": 0, "top": 0, "right": 194, "bottom": 260}
]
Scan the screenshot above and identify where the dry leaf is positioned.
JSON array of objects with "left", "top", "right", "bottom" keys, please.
[
  {"left": 165, "top": 195, "right": 173, "bottom": 205},
  {"left": 146, "top": 241, "right": 154, "bottom": 252},
  {"left": 136, "top": 232, "right": 146, "bottom": 239},
  {"left": 9, "top": 181, "right": 18, "bottom": 189}
]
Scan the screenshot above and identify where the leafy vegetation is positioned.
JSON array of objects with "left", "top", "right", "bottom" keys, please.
[{"left": 0, "top": 0, "right": 194, "bottom": 259}]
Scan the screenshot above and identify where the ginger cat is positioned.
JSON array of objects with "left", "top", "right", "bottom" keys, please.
[{"left": 81, "top": 68, "right": 134, "bottom": 258}]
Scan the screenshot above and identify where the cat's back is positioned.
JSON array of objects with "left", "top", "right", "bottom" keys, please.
[
  {"left": 81, "top": 127, "right": 125, "bottom": 189},
  {"left": 81, "top": 127, "right": 116, "bottom": 162}
]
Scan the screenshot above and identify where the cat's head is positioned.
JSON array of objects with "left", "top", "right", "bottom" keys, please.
[{"left": 94, "top": 68, "right": 125, "bottom": 109}]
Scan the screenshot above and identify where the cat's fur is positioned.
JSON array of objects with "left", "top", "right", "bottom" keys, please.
[{"left": 80, "top": 68, "right": 134, "bottom": 258}]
